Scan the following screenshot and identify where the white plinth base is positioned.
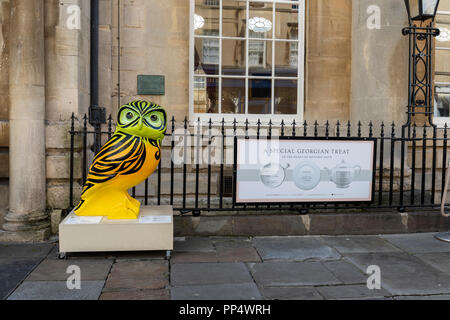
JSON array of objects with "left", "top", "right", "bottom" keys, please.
[{"left": 59, "top": 206, "right": 174, "bottom": 254}]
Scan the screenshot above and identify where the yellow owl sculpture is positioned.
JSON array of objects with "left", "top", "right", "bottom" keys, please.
[{"left": 74, "top": 100, "right": 167, "bottom": 220}]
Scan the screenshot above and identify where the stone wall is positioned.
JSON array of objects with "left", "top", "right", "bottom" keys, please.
[
  {"left": 108, "top": 0, "right": 190, "bottom": 121},
  {"left": 305, "top": 0, "right": 352, "bottom": 122},
  {"left": 351, "top": 0, "right": 409, "bottom": 126},
  {"left": 0, "top": 0, "right": 9, "bottom": 227},
  {"left": 105, "top": 0, "right": 353, "bottom": 122}
]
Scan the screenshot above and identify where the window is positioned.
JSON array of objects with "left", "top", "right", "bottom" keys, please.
[
  {"left": 434, "top": 7, "right": 450, "bottom": 125},
  {"left": 190, "top": 0, "right": 305, "bottom": 123}
]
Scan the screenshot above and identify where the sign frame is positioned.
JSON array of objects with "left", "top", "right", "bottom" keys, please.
[{"left": 233, "top": 136, "right": 378, "bottom": 206}]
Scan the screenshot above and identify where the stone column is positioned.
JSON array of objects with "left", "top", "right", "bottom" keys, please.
[{"left": 2, "top": 0, "right": 50, "bottom": 241}]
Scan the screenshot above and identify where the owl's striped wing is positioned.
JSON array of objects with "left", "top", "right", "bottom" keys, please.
[{"left": 80, "top": 131, "right": 147, "bottom": 197}]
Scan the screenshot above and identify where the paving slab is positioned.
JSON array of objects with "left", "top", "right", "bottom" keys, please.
[
  {"left": 0, "top": 244, "right": 54, "bottom": 258},
  {"left": 346, "top": 253, "right": 450, "bottom": 296},
  {"left": 171, "top": 252, "right": 219, "bottom": 264},
  {"left": 26, "top": 259, "right": 113, "bottom": 281},
  {"left": 322, "top": 260, "right": 367, "bottom": 284},
  {"left": 171, "top": 283, "right": 262, "bottom": 300},
  {"left": 380, "top": 233, "right": 450, "bottom": 253},
  {"left": 8, "top": 281, "right": 105, "bottom": 300},
  {"left": 174, "top": 238, "right": 215, "bottom": 253},
  {"left": 394, "top": 295, "right": 450, "bottom": 300},
  {"left": 321, "top": 236, "right": 401, "bottom": 254},
  {"left": 212, "top": 237, "right": 254, "bottom": 248},
  {"left": 100, "top": 289, "right": 170, "bottom": 300},
  {"left": 105, "top": 261, "right": 168, "bottom": 290},
  {"left": 415, "top": 253, "right": 450, "bottom": 275},
  {"left": 317, "top": 285, "right": 391, "bottom": 300},
  {"left": 171, "top": 263, "right": 253, "bottom": 286},
  {"left": 113, "top": 251, "right": 167, "bottom": 261},
  {"left": 0, "top": 258, "right": 42, "bottom": 300},
  {"left": 260, "top": 287, "right": 323, "bottom": 300},
  {"left": 250, "top": 262, "right": 341, "bottom": 287},
  {"left": 253, "top": 237, "right": 341, "bottom": 262},
  {"left": 216, "top": 247, "right": 261, "bottom": 263}
]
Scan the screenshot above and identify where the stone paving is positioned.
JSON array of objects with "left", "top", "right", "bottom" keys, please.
[{"left": 1, "top": 233, "right": 450, "bottom": 300}]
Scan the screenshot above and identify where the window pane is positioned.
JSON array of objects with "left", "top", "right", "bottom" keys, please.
[
  {"left": 223, "top": 0, "right": 247, "bottom": 38},
  {"left": 195, "top": 38, "right": 220, "bottom": 75},
  {"left": 249, "top": 1, "right": 273, "bottom": 39},
  {"left": 435, "top": 86, "right": 450, "bottom": 118},
  {"left": 275, "top": 3, "right": 298, "bottom": 40},
  {"left": 194, "top": 77, "right": 219, "bottom": 114},
  {"left": 222, "top": 39, "right": 246, "bottom": 75},
  {"left": 275, "top": 41, "right": 298, "bottom": 77},
  {"left": 195, "top": 0, "right": 220, "bottom": 36},
  {"left": 248, "top": 39, "right": 272, "bottom": 77},
  {"left": 222, "top": 78, "right": 245, "bottom": 114},
  {"left": 275, "top": 79, "right": 297, "bottom": 115},
  {"left": 248, "top": 78, "right": 272, "bottom": 114}
]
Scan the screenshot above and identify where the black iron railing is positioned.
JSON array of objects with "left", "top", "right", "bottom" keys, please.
[{"left": 69, "top": 113, "right": 450, "bottom": 215}]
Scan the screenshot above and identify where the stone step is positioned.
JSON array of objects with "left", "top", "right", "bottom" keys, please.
[{"left": 174, "top": 210, "right": 450, "bottom": 237}]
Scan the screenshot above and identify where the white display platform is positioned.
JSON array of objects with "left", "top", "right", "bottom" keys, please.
[{"left": 59, "top": 206, "right": 174, "bottom": 255}]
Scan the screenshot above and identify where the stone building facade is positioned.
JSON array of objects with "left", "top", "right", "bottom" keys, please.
[{"left": 0, "top": 0, "right": 448, "bottom": 241}]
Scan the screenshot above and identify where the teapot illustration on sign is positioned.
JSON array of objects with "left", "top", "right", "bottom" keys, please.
[{"left": 325, "top": 160, "right": 361, "bottom": 189}]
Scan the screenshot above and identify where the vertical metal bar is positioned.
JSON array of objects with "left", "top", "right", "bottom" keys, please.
[
  {"left": 69, "top": 113, "right": 75, "bottom": 208},
  {"left": 82, "top": 114, "right": 88, "bottom": 184},
  {"left": 233, "top": 118, "right": 237, "bottom": 210},
  {"left": 421, "top": 126, "right": 427, "bottom": 205},
  {"left": 389, "top": 122, "right": 396, "bottom": 206},
  {"left": 183, "top": 117, "right": 188, "bottom": 209},
  {"left": 431, "top": 126, "right": 437, "bottom": 204},
  {"left": 195, "top": 118, "right": 201, "bottom": 209},
  {"left": 400, "top": 126, "right": 406, "bottom": 207},
  {"left": 207, "top": 118, "right": 212, "bottom": 209},
  {"left": 336, "top": 121, "right": 341, "bottom": 138},
  {"left": 442, "top": 124, "right": 448, "bottom": 203},
  {"left": 158, "top": 161, "right": 162, "bottom": 206},
  {"left": 255, "top": 119, "right": 261, "bottom": 210},
  {"left": 220, "top": 118, "right": 225, "bottom": 209},
  {"left": 411, "top": 124, "right": 417, "bottom": 205},
  {"left": 170, "top": 117, "right": 175, "bottom": 206},
  {"left": 378, "top": 123, "right": 385, "bottom": 205},
  {"left": 370, "top": 122, "right": 377, "bottom": 206},
  {"left": 108, "top": 115, "right": 113, "bottom": 139}
]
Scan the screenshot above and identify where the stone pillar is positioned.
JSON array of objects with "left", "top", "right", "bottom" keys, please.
[
  {"left": 2, "top": 0, "right": 50, "bottom": 241},
  {"left": 351, "top": 0, "right": 409, "bottom": 127}
]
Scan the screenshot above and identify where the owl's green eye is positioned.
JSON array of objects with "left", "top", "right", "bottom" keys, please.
[
  {"left": 119, "top": 109, "right": 139, "bottom": 125},
  {"left": 144, "top": 111, "right": 165, "bottom": 130}
]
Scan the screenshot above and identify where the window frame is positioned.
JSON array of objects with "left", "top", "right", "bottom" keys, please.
[
  {"left": 189, "top": 0, "right": 305, "bottom": 124},
  {"left": 433, "top": 10, "right": 450, "bottom": 127}
]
